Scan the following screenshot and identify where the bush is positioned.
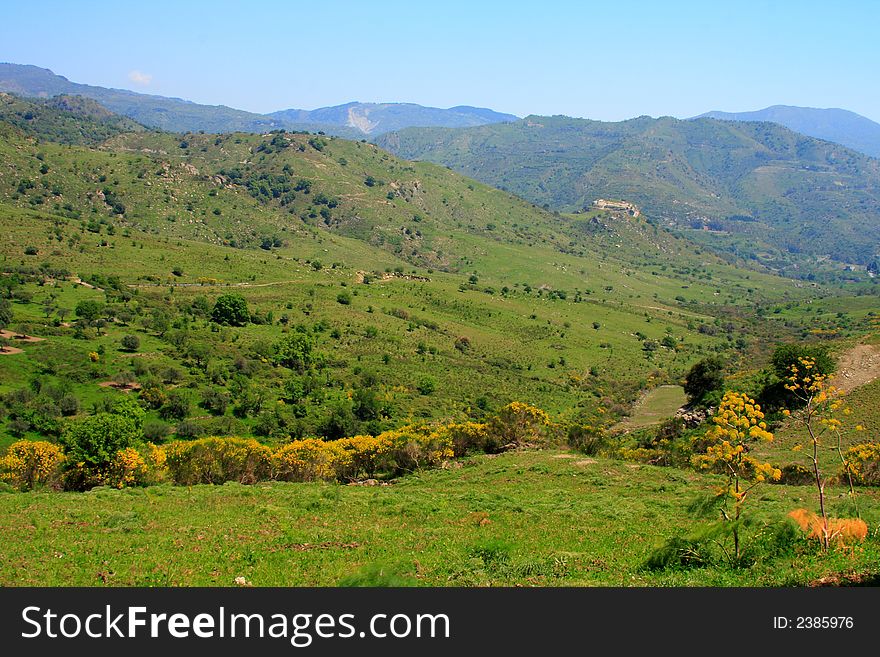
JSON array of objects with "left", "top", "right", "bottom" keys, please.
[
  {"left": 846, "top": 442, "right": 880, "bottom": 485},
  {"left": 143, "top": 419, "right": 172, "bottom": 442},
  {"left": 159, "top": 390, "right": 190, "bottom": 421},
  {"left": 382, "top": 425, "right": 453, "bottom": 472},
  {"left": 0, "top": 440, "right": 65, "bottom": 490},
  {"left": 272, "top": 439, "right": 351, "bottom": 482},
  {"left": 274, "top": 333, "right": 316, "bottom": 372},
  {"left": 486, "top": 402, "right": 550, "bottom": 451},
  {"left": 105, "top": 444, "right": 167, "bottom": 488},
  {"left": 416, "top": 376, "right": 436, "bottom": 396},
  {"left": 442, "top": 422, "right": 489, "bottom": 457},
  {"left": 61, "top": 412, "right": 141, "bottom": 469},
  {"left": 164, "top": 437, "right": 272, "bottom": 485},
  {"left": 567, "top": 424, "right": 606, "bottom": 455},
  {"left": 120, "top": 334, "right": 140, "bottom": 352}
]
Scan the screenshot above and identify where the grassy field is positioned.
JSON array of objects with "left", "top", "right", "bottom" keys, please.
[
  {"left": 2, "top": 448, "right": 879, "bottom": 587},
  {"left": 613, "top": 385, "right": 686, "bottom": 433}
]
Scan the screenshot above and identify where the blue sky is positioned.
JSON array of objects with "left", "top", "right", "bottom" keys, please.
[{"left": 2, "top": 0, "right": 878, "bottom": 122}]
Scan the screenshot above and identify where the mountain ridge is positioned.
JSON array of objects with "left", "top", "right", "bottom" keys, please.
[
  {"left": 0, "top": 63, "right": 516, "bottom": 136},
  {"left": 695, "top": 105, "right": 880, "bottom": 158}
]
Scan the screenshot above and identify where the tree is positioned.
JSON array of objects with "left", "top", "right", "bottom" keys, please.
[
  {"left": 120, "top": 334, "right": 140, "bottom": 352},
  {"left": 211, "top": 293, "right": 249, "bottom": 326},
  {"left": 159, "top": 390, "right": 191, "bottom": 421},
  {"left": 75, "top": 299, "right": 104, "bottom": 323},
  {"left": 684, "top": 357, "right": 725, "bottom": 405},
  {"left": 0, "top": 298, "right": 11, "bottom": 330},
  {"left": 771, "top": 344, "right": 834, "bottom": 386},
  {"left": 274, "top": 333, "right": 315, "bottom": 372}
]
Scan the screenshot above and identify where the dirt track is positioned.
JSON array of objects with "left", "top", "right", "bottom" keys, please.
[{"left": 832, "top": 344, "right": 880, "bottom": 393}]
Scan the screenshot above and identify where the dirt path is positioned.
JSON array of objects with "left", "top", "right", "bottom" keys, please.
[{"left": 833, "top": 343, "right": 880, "bottom": 393}]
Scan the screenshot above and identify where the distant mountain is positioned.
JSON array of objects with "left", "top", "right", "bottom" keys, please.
[
  {"left": 696, "top": 106, "right": 880, "bottom": 158},
  {"left": 0, "top": 63, "right": 516, "bottom": 137},
  {"left": 375, "top": 115, "right": 880, "bottom": 267},
  {"left": 269, "top": 102, "right": 517, "bottom": 135},
  {"left": 0, "top": 63, "right": 289, "bottom": 134}
]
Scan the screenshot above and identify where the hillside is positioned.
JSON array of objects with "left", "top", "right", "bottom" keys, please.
[
  {"left": 0, "top": 63, "right": 515, "bottom": 137},
  {"left": 697, "top": 105, "right": 880, "bottom": 159},
  {"left": 0, "top": 92, "right": 146, "bottom": 145},
  {"left": 375, "top": 115, "right": 880, "bottom": 270},
  {"left": 0, "top": 96, "right": 832, "bottom": 449}
]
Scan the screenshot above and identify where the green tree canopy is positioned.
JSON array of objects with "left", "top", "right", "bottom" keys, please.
[
  {"left": 684, "top": 357, "right": 725, "bottom": 405},
  {"left": 211, "top": 293, "right": 249, "bottom": 326}
]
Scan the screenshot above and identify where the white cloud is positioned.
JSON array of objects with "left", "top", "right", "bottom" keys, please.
[{"left": 128, "top": 70, "right": 153, "bottom": 86}]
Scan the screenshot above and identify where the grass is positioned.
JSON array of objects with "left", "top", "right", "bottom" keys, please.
[
  {"left": 2, "top": 448, "right": 878, "bottom": 587},
  {"left": 614, "top": 385, "right": 686, "bottom": 433}
]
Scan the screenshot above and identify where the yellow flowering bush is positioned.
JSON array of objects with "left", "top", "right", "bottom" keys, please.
[
  {"left": 165, "top": 437, "right": 272, "bottom": 485},
  {"left": 104, "top": 444, "right": 168, "bottom": 488},
  {"left": 845, "top": 442, "right": 880, "bottom": 486},
  {"left": 272, "top": 438, "right": 352, "bottom": 482},
  {"left": 486, "top": 402, "right": 550, "bottom": 451},
  {"left": 336, "top": 434, "right": 392, "bottom": 478},
  {"left": 0, "top": 440, "right": 65, "bottom": 491},
  {"left": 438, "top": 421, "right": 489, "bottom": 457},
  {"left": 381, "top": 424, "right": 454, "bottom": 472}
]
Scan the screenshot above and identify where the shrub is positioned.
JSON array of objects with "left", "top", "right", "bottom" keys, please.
[
  {"left": 567, "top": 424, "right": 606, "bottom": 455},
  {"left": 845, "top": 442, "right": 880, "bottom": 485},
  {"left": 164, "top": 437, "right": 272, "bottom": 485},
  {"left": 416, "top": 376, "right": 436, "bottom": 396},
  {"left": 0, "top": 440, "right": 65, "bottom": 490},
  {"left": 486, "top": 402, "right": 550, "bottom": 451},
  {"left": 120, "top": 334, "right": 140, "bottom": 352},
  {"left": 105, "top": 445, "right": 167, "bottom": 488},
  {"left": 336, "top": 434, "right": 392, "bottom": 478},
  {"left": 442, "top": 422, "right": 489, "bottom": 457},
  {"left": 143, "top": 419, "right": 172, "bottom": 442},
  {"left": 382, "top": 425, "right": 453, "bottom": 472},
  {"left": 274, "top": 333, "right": 316, "bottom": 372},
  {"left": 61, "top": 413, "right": 141, "bottom": 469},
  {"left": 272, "top": 439, "right": 351, "bottom": 482}
]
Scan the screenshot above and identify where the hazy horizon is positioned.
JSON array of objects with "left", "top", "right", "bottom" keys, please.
[{"left": 1, "top": 0, "right": 878, "bottom": 123}]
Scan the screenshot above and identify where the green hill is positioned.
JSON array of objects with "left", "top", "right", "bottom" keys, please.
[
  {"left": 0, "top": 96, "right": 829, "bottom": 447},
  {"left": 375, "top": 115, "right": 880, "bottom": 269}
]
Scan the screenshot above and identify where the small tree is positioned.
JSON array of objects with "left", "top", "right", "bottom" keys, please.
[
  {"left": 691, "top": 392, "right": 780, "bottom": 562},
  {"left": 75, "top": 299, "right": 104, "bottom": 323},
  {"left": 274, "top": 333, "right": 315, "bottom": 372},
  {"left": 211, "top": 294, "right": 249, "bottom": 326},
  {"left": 684, "top": 357, "right": 725, "bottom": 406}
]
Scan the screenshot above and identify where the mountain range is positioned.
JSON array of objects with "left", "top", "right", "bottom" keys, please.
[
  {"left": 2, "top": 61, "right": 878, "bottom": 271},
  {"left": 0, "top": 63, "right": 516, "bottom": 136},
  {"left": 696, "top": 105, "right": 880, "bottom": 159},
  {"left": 375, "top": 115, "right": 880, "bottom": 267}
]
